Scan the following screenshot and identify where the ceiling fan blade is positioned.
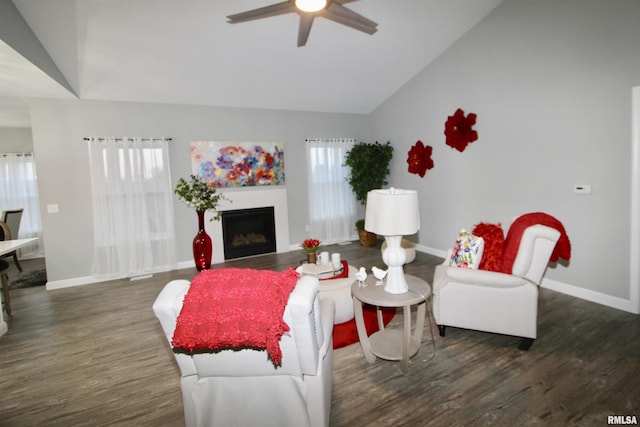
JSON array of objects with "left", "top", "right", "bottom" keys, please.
[
  {"left": 227, "top": 1, "right": 295, "bottom": 23},
  {"left": 297, "top": 15, "right": 314, "bottom": 47},
  {"left": 321, "top": 1, "right": 377, "bottom": 34}
]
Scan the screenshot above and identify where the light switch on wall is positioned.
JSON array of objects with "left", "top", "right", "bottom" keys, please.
[
  {"left": 47, "top": 204, "right": 59, "bottom": 213},
  {"left": 574, "top": 185, "right": 592, "bottom": 195}
]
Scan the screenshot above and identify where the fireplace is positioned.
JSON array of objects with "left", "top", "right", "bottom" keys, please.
[{"left": 221, "top": 207, "right": 276, "bottom": 260}]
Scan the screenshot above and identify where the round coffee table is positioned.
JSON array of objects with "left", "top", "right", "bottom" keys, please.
[
  {"left": 299, "top": 262, "right": 357, "bottom": 324},
  {"left": 351, "top": 274, "right": 431, "bottom": 375},
  {"left": 318, "top": 265, "right": 357, "bottom": 324}
]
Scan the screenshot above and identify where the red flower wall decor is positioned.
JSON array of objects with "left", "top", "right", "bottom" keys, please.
[
  {"left": 444, "top": 108, "right": 478, "bottom": 152},
  {"left": 407, "top": 140, "right": 434, "bottom": 177}
]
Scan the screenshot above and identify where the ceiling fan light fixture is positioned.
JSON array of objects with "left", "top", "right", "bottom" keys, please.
[
  {"left": 295, "top": 0, "right": 327, "bottom": 13},
  {"left": 228, "top": 0, "right": 376, "bottom": 47}
]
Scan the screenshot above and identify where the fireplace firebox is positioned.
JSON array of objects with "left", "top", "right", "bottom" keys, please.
[{"left": 221, "top": 207, "right": 276, "bottom": 260}]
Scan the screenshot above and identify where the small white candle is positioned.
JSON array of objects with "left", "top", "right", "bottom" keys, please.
[{"left": 331, "top": 253, "right": 341, "bottom": 269}]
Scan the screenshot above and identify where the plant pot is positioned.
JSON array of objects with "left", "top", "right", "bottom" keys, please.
[
  {"left": 358, "top": 229, "right": 377, "bottom": 247},
  {"left": 193, "top": 210, "right": 212, "bottom": 271},
  {"left": 306, "top": 251, "right": 317, "bottom": 264}
]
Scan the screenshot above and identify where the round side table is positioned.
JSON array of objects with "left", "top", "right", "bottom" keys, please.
[{"left": 351, "top": 274, "right": 431, "bottom": 375}]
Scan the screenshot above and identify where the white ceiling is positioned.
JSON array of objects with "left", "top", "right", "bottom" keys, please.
[{"left": 0, "top": 0, "right": 503, "bottom": 127}]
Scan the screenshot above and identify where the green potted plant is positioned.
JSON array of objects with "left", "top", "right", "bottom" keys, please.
[{"left": 344, "top": 141, "right": 393, "bottom": 246}]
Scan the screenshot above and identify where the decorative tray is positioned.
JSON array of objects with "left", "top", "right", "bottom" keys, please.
[{"left": 297, "top": 262, "right": 344, "bottom": 280}]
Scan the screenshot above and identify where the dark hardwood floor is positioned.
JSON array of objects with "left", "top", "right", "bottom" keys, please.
[{"left": 1, "top": 242, "right": 638, "bottom": 426}]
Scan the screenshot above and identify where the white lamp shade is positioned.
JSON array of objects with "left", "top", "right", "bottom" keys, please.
[{"left": 364, "top": 188, "right": 420, "bottom": 236}]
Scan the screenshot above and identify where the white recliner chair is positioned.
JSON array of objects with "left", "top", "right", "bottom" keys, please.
[
  {"left": 153, "top": 275, "right": 335, "bottom": 427},
  {"left": 432, "top": 224, "right": 561, "bottom": 350}
]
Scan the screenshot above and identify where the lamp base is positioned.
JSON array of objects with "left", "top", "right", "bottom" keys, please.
[
  {"left": 381, "top": 235, "right": 409, "bottom": 294},
  {"left": 384, "top": 266, "right": 409, "bottom": 294}
]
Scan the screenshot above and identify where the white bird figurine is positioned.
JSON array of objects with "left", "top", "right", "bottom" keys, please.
[
  {"left": 355, "top": 267, "right": 367, "bottom": 287},
  {"left": 372, "top": 266, "right": 388, "bottom": 285}
]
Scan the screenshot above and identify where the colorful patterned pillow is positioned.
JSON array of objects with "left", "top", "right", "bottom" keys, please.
[{"left": 448, "top": 229, "right": 485, "bottom": 269}]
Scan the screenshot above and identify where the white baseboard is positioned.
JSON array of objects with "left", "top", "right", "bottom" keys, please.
[
  {"left": 44, "top": 256, "right": 275, "bottom": 290},
  {"left": 541, "top": 278, "right": 638, "bottom": 314},
  {"left": 46, "top": 275, "right": 108, "bottom": 290},
  {"left": 45, "top": 263, "right": 195, "bottom": 290},
  {"left": 414, "top": 245, "right": 638, "bottom": 314},
  {"left": 43, "top": 245, "right": 639, "bottom": 315},
  {"left": 0, "top": 320, "right": 7, "bottom": 337},
  {"left": 415, "top": 244, "right": 447, "bottom": 259},
  {"left": 177, "top": 260, "right": 195, "bottom": 270}
]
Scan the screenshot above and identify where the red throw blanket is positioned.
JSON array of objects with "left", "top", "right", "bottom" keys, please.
[
  {"left": 172, "top": 267, "right": 299, "bottom": 365},
  {"left": 501, "top": 212, "right": 571, "bottom": 274}
]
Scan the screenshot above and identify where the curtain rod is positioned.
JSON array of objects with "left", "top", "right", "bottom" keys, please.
[
  {"left": 1, "top": 152, "right": 33, "bottom": 157},
  {"left": 83, "top": 137, "right": 172, "bottom": 142},
  {"left": 305, "top": 138, "right": 355, "bottom": 142}
]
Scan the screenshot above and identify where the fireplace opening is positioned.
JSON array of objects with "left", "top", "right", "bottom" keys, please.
[{"left": 221, "top": 207, "right": 276, "bottom": 260}]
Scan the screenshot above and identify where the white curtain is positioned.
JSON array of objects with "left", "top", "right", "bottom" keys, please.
[
  {"left": 0, "top": 152, "right": 43, "bottom": 257},
  {"left": 87, "top": 137, "right": 176, "bottom": 279},
  {"left": 306, "top": 138, "right": 360, "bottom": 244}
]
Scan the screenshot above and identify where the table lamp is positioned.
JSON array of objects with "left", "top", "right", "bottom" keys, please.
[{"left": 364, "top": 188, "right": 420, "bottom": 294}]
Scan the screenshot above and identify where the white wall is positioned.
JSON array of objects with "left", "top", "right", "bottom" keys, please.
[
  {"left": 0, "top": 127, "right": 33, "bottom": 152},
  {"left": 371, "top": 0, "right": 640, "bottom": 311},
  {"left": 26, "top": 0, "right": 640, "bottom": 313},
  {"left": 632, "top": 86, "right": 640, "bottom": 313},
  {"left": 29, "top": 99, "right": 371, "bottom": 283}
]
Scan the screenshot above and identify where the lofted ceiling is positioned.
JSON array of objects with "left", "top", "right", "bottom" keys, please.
[{"left": 0, "top": 0, "right": 503, "bottom": 127}]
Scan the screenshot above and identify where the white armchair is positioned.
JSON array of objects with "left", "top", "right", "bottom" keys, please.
[
  {"left": 432, "top": 224, "right": 561, "bottom": 350},
  {"left": 153, "top": 275, "right": 335, "bottom": 427}
]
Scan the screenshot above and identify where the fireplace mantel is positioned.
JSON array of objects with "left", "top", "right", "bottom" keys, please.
[{"left": 208, "top": 188, "right": 290, "bottom": 264}]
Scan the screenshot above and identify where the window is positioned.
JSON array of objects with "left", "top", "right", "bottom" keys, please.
[
  {"left": 0, "top": 152, "right": 42, "bottom": 256},
  {"left": 87, "top": 137, "right": 176, "bottom": 279},
  {"left": 306, "top": 138, "right": 359, "bottom": 244}
]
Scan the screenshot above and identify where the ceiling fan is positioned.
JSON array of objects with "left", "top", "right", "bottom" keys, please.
[{"left": 227, "top": 0, "right": 378, "bottom": 47}]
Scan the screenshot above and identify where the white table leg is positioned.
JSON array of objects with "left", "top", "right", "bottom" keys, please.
[
  {"left": 413, "top": 302, "right": 426, "bottom": 349},
  {"left": 353, "top": 297, "right": 376, "bottom": 363},
  {"left": 401, "top": 304, "right": 411, "bottom": 374}
]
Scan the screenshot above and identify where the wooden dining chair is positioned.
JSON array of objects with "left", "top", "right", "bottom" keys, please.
[
  {"left": 1, "top": 209, "right": 24, "bottom": 272},
  {"left": 0, "top": 221, "right": 12, "bottom": 316}
]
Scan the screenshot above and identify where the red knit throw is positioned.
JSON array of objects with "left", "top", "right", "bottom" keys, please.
[
  {"left": 172, "top": 268, "right": 299, "bottom": 365},
  {"left": 501, "top": 212, "right": 571, "bottom": 275}
]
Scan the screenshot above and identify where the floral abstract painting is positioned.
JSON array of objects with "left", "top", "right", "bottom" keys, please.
[{"left": 190, "top": 141, "right": 285, "bottom": 187}]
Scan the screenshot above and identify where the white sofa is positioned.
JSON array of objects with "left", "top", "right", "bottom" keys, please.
[{"left": 153, "top": 275, "right": 335, "bottom": 427}]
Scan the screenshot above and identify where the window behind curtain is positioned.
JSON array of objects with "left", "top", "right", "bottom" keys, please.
[
  {"left": 306, "top": 138, "right": 359, "bottom": 244},
  {"left": 0, "top": 152, "right": 43, "bottom": 257},
  {"left": 87, "top": 137, "right": 176, "bottom": 279}
]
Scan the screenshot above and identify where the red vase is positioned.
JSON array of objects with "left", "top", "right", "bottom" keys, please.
[{"left": 192, "top": 210, "right": 212, "bottom": 271}]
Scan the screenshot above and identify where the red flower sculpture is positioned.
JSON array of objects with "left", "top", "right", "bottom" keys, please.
[
  {"left": 444, "top": 108, "right": 478, "bottom": 152},
  {"left": 407, "top": 140, "right": 434, "bottom": 177}
]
